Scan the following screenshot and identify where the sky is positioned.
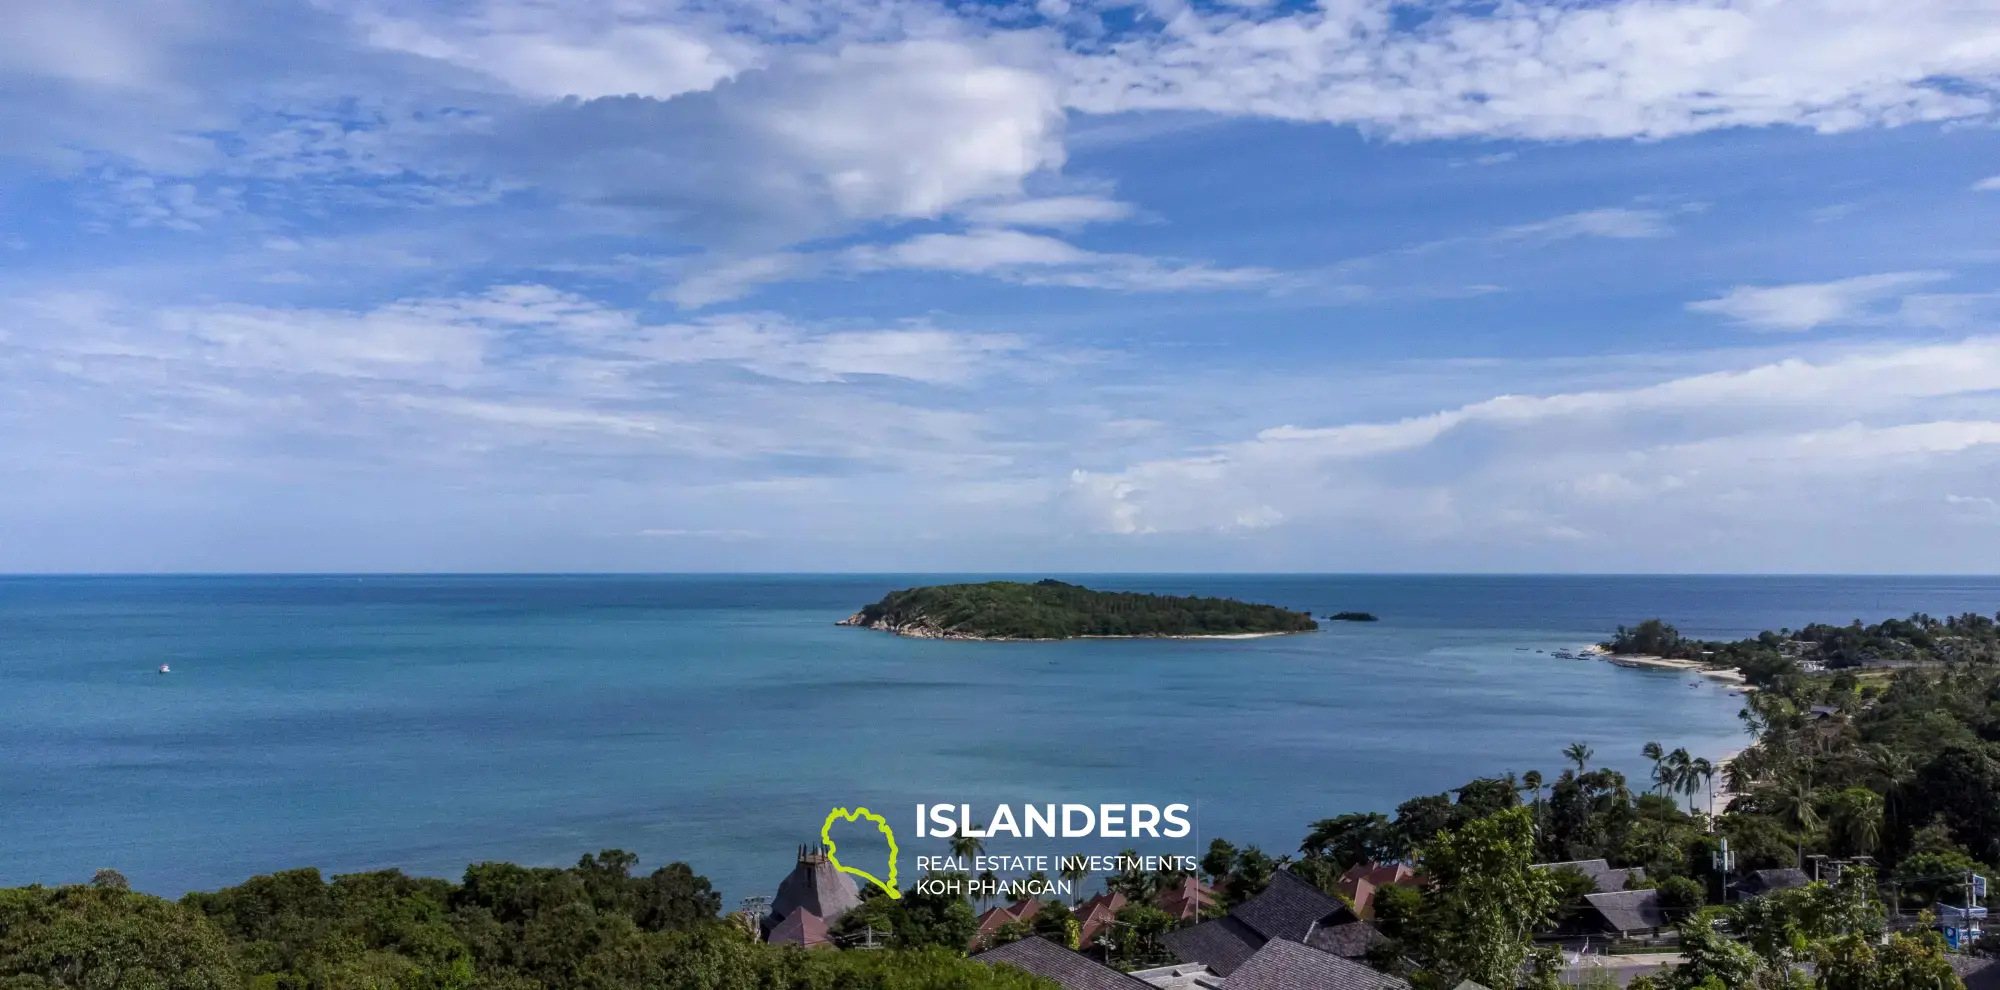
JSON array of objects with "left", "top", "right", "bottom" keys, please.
[{"left": 3, "top": 0, "right": 2000, "bottom": 573}]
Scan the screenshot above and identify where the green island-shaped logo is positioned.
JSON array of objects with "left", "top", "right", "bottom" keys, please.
[{"left": 821, "top": 807, "right": 900, "bottom": 899}]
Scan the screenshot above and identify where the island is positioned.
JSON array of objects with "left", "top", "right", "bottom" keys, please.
[
  {"left": 1328, "top": 611, "right": 1379, "bottom": 622},
  {"left": 836, "top": 579, "right": 1319, "bottom": 640}
]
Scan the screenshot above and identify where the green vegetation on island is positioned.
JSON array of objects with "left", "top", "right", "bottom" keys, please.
[
  {"left": 837, "top": 579, "right": 1319, "bottom": 640},
  {"left": 1329, "top": 611, "right": 1380, "bottom": 622},
  {"left": 1605, "top": 612, "right": 2000, "bottom": 686}
]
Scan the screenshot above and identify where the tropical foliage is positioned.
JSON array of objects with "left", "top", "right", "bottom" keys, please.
[{"left": 844, "top": 580, "right": 1318, "bottom": 639}]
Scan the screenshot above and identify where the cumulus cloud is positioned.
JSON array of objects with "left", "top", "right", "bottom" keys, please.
[
  {"left": 1687, "top": 272, "right": 1950, "bottom": 330},
  {"left": 472, "top": 40, "right": 1066, "bottom": 247},
  {"left": 1975, "top": 175, "right": 2000, "bottom": 191}
]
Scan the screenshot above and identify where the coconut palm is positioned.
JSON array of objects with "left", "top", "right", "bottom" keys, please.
[
  {"left": 1563, "top": 742, "right": 1594, "bottom": 774},
  {"left": 976, "top": 870, "right": 1001, "bottom": 910},
  {"left": 1763, "top": 767, "right": 1822, "bottom": 867},
  {"left": 950, "top": 834, "right": 986, "bottom": 868},
  {"left": 1059, "top": 857, "right": 1091, "bottom": 906},
  {"left": 1642, "top": 741, "right": 1666, "bottom": 793},
  {"left": 1522, "top": 769, "right": 1544, "bottom": 806},
  {"left": 1691, "top": 757, "right": 1717, "bottom": 814}
]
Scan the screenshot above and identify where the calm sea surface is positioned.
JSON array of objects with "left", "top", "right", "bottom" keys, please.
[{"left": 4, "top": 574, "right": 1998, "bottom": 903}]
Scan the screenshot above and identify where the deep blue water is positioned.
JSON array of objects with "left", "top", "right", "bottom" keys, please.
[{"left": 4, "top": 574, "right": 1997, "bottom": 905}]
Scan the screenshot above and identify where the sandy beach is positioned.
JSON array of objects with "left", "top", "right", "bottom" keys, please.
[{"left": 1586, "top": 648, "right": 1752, "bottom": 687}]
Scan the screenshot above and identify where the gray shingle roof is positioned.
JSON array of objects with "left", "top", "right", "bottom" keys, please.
[
  {"left": 1953, "top": 956, "right": 2000, "bottom": 990},
  {"left": 1583, "top": 888, "right": 1668, "bottom": 933},
  {"left": 1161, "top": 915, "right": 1266, "bottom": 976},
  {"left": 1533, "top": 859, "right": 1646, "bottom": 893},
  {"left": 1224, "top": 938, "right": 1411, "bottom": 990},
  {"left": 1305, "top": 920, "right": 1386, "bottom": 959},
  {"left": 1740, "top": 868, "right": 1810, "bottom": 895},
  {"left": 765, "top": 907, "right": 830, "bottom": 948},
  {"left": 1233, "top": 870, "right": 1352, "bottom": 942},
  {"left": 975, "top": 934, "right": 1157, "bottom": 990},
  {"left": 768, "top": 847, "right": 861, "bottom": 927}
]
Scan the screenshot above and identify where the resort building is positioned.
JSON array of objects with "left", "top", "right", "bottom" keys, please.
[
  {"left": 1577, "top": 888, "right": 1670, "bottom": 939},
  {"left": 974, "top": 935, "right": 1157, "bottom": 990},
  {"left": 1160, "top": 870, "right": 1385, "bottom": 977},
  {"left": 764, "top": 843, "right": 861, "bottom": 947},
  {"left": 1728, "top": 867, "right": 1811, "bottom": 901},
  {"left": 1335, "top": 862, "right": 1421, "bottom": 920},
  {"left": 1530, "top": 858, "right": 1646, "bottom": 893},
  {"left": 972, "top": 897, "right": 1047, "bottom": 950}
]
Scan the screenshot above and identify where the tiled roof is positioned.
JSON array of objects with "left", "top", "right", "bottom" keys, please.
[
  {"left": 1305, "top": 920, "right": 1386, "bottom": 959},
  {"left": 1583, "top": 888, "right": 1668, "bottom": 933},
  {"left": 1161, "top": 915, "right": 1266, "bottom": 976},
  {"left": 766, "top": 907, "right": 831, "bottom": 949},
  {"left": 1154, "top": 877, "right": 1215, "bottom": 922},
  {"left": 976, "top": 934, "right": 1157, "bottom": 990},
  {"left": 1224, "top": 938, "right": 1411, "bottom": 990},
  {"left": 1233, "top": 870, "right": 1352, "bottom": 942}
]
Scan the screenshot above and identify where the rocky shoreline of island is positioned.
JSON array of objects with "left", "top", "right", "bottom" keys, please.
[{"left": 833, "top": 610, "right": 1306, "bottom": 641}]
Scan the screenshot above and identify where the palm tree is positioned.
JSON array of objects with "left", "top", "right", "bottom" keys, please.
[
  {"left": 1059, "top": 857, "right": 1090, "bottom": 906},
  {"left": 952, "top": 836, "right": 984, "bottom": 868},
  {"left": 1522, "top": 769, "right": 1544, "bottom": 806},
  {"left": 1642, "top": 741, "right": 1666, "bottom": 793},
  {"left": 976, "top": 870, "right": 1000, "bottom": 911},
  {"left": 1691, "top": 757, "right": 1717, "bottom": 814},
  {"left": 1764, "top": 767, "right": 1822, "bottom": 867},
  {"left": 1564, "top": 742, "right": 1594, "bottom": 774},
  {"left": 1664, "top": 748, "right": 1695, "bottom": 810}
]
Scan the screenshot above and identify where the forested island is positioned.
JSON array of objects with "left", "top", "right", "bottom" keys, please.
[{"left": 836, "top": 579, "right": 1319, "bottom": 640}]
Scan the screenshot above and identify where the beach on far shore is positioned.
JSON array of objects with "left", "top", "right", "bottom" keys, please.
[{"left": 1578, "top": 645, "right": 1754, "bottom": 688}]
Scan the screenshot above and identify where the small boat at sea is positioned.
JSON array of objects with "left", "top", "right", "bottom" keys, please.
[{"left": 158, "top": 664, "right": 170, "bottom": 674}]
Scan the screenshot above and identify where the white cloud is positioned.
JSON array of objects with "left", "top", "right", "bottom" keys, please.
[
  {"left": 1067, "top": 337, "right": 2000, "bottom": 537},
  {"left": 845, "top": 228, "right": 1282, "bottom": 291},
  {"left": 1061, "top": 0, "right": 2000, "bottom": 141},
  {"left": 958, "top": 195, "right": 1136, "bottom": 229},
  {"left": 1687, "top": 272, "right": 1949, "bottom": 331},
  {"left": 348, "top": 5, "right": 756, "bottom": 102},
  {"left": 1497, "top": 208, "right": 1675, "bottom": 242},
  {"left": 1975, "top": 175, "right": 2000, "bottom": 192},
  {"left": 477, "top": 39, "right": 1066, "bottom": 247}
]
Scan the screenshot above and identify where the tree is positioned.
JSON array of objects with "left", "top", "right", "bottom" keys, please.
[
  {"left": 1199, "top": 839, "right": 1237, "bottom": 887},
  {"left": 1221, "top": 848, "right": 1276, "bottom": 908},
  {"left": 1816, "top": 928, "right": 1963, "bottom": 990},
  {"left": 1823, "top": 788, "right": 1884, "bottom": 858},
  {"left": 889, "top": 873, "right": 980, "bottom": 951},
  {"left": 1655, "top": 875, "right": 1706, "bottom": 918},
  {"left": 976, "top": 870, "right": 1001, "bottom": 911},
  {"left": 1402, "top": 808, "right": 1559, "bottom": 990},
  {"left": 1644, "top": 741, "right": 1667, "bottom": 793},
  {"left": 1564, "top": 742, "right": 1594, "bottom": 774},
  {"left": 624, "top": 862, "right": 718, "bottom": 933},
  {"left": 1031, "top": 901, "right": 1078, "bottom": 949},
  {"left": 1299, "top": 812, "right": 1398, "bottom": 872},
  {"left": 0, "top": 885, "right": 237, "bottom": 990},
  {"left": 1058, "top": 859, "right": 1089, "bottom": 906},
  {"left": 1107, "top": 905, "right": 1176, "bottom": 969},
  {"left": 1522, "top": 770, "right": 1544, "bottom": 806},
  {"left": 949, "top": 834, "right": 986, "bottom": 864}
]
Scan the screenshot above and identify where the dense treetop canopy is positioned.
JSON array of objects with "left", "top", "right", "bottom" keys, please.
[{"left": 842, "top": 579, "right": 1319, "bottom": 639}]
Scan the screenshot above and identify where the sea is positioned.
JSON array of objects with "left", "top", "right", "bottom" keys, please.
[{"left": 4, "top": 574, "right": 1997, "bottom": 905}]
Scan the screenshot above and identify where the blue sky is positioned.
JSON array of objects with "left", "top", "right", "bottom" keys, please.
[{"left": 4, "top": 0, "right": 2000, "bottom": 572}]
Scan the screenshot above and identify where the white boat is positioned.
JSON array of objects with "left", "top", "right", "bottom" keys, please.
[{"left": 159, "top": 664, "right": 170, "bottom": 674}]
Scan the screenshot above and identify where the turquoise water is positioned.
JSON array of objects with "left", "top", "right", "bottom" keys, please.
[{"left": 4, "top": 574, "right": 1997, "bottom": 903}]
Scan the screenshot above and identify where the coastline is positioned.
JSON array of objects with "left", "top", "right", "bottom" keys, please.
[{"left": 1578, "top": 645, "right": 1754, "bottom": 689}]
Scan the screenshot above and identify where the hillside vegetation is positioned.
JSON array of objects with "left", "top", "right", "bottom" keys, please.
[{"left": 839, "top": 579, "right": 1319, "bottom": 639}]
